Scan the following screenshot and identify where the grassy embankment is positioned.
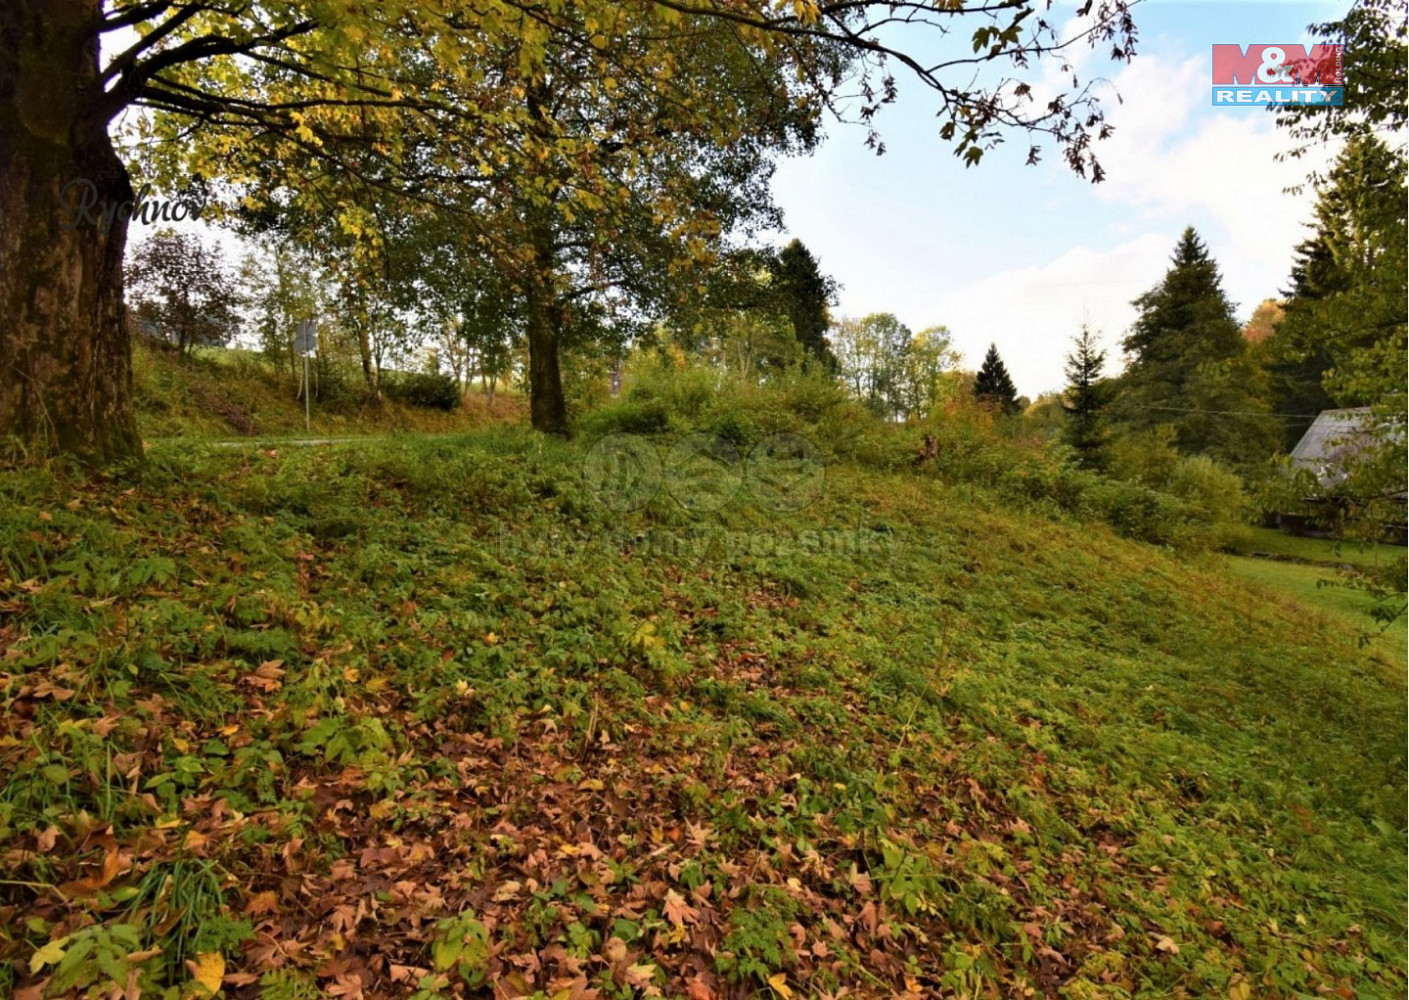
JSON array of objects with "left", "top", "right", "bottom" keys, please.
[
  {"left": 0, "top": 378, "right": 1404, "bottom": 998},
  {"left": 132, "top": 342, "right": 523, "bottom": 442}
]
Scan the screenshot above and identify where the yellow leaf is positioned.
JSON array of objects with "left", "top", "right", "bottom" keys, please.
[
  {"left": 191, "top": 951, "right": 225, "bottom": 995},
  {"left": 1228, "top": 982, "right": 1251, "bottom": 1000},
  {"left": 30, "top": 936, "right": 69, "bottom": 974},
  {"left": 768, "top": 973, "right": 793, "bottom": 999}
]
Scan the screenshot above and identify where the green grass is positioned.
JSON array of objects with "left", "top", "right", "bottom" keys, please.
[
  {"left": 1239, "top": 526, "right": 1406, "bottom": 572},
  {"left": 0, "top": 430, "right": 1404, "bottom": 998},
  {"left": 1224, "top": 555, "right": 1407, "bottom": 667},
  {"left": 133, "top": 341, "right": 524, "bottom": 440}
]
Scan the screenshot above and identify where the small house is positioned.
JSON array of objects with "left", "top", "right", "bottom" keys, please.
[{"left": 1283, "top": 407, "right": 1406, "bottom": 541}]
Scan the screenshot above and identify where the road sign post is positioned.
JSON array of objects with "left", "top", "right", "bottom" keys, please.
[{"left": 295, "top": 320, "right": 318, "bottom": 433}]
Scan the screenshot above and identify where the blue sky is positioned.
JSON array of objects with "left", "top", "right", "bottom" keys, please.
[{"left": 770, "top": 0, "right": 1347, "bottom": 396}]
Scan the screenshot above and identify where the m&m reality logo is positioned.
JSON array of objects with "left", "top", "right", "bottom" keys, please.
[{"left": 1211, "top": 44, "right": 1344, "bottom": 106}]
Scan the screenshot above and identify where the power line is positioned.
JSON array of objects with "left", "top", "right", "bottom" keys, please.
[{"left": 1129, "top": 404, "right": 1326, "bottom": 419}]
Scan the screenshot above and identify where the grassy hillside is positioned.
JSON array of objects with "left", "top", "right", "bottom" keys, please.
[
  {"left": 133, "top": 342, "right": 524, "bottom": 441},
  {"left": 1, "top": 427, "right": 1403, "bottom": 999}
]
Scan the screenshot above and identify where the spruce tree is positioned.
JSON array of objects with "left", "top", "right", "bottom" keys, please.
[
  {"left": 1062, "top": 326, "right": 1107, "bottom": 466},
  {"left": 973, "top": 343, "right": 1020, "bottom": 415},
  {"left": 1265, "top": 135, "right": 1407, "bottom": 528},
  {"left": 772, "top": 239, "right": 839, "bottom": 371},
  {"left": 1112, "top": 226, "right": 1277, "bottom": 467},
  {"left": 1269, "top": 136, "right": 1406, "bottom": 420}
]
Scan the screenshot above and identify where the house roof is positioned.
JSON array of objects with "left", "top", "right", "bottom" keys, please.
[{"left": 1289, "top": 407, "right": 1394, "bottom": 487}]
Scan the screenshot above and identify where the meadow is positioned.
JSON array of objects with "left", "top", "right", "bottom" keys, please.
[{"left": 1, "top": 372, "right": 1404, "bottom": 998}]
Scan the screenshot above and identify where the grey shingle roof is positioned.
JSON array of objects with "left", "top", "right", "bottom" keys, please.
[{"left": 1289, "top": 407, "right": 1387, "bottom": 487}]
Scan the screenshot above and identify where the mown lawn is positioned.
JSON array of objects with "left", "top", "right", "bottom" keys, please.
[
  {"left": 1240, "top": 526, "right": 1405, "bottom": 573},
  {"left": 1, "top": 432, "right": 1404, "bottom": 999},
  {"left": 1223, "top": 555, "right": 1407, "bottom": 668}
]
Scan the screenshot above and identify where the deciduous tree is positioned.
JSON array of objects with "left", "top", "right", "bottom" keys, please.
[
  {"left": 2, "top": 0, "right": 1137, "bottom": 459},
  {"left": 126, "top": 229, "right": 242, "bottom": 355}
]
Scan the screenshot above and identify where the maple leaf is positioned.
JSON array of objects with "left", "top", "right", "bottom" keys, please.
[
  {"left": 327, "top": 973, "right": 365, "bottom": 999},
  {"left": 857, "top": 901, "right": 878, "bottom": 934},
  {"left": 58, "top": 850, "right": 126, "bottom": 897},
  {"left": 29, "top": 937, "right": 68, "bottom": 974},
  {"left": 602, "top": 936, "right": 628, "bottom": 966},
  {"left": 662, "top": 889, "right": 698, "bottom": 930},
  {"left": 329, "top": 904, "right": 359, "bottom": 934},
  {"left": 492, "top": 879, "right": 522, "bottom": 902},
  {"left": 246, "top": 891, "right": 279, "bottom": 916},
  {"left": 241, "top": 659, "right": 285, "bottom": 692},
  {"left": 624, "top": 962, "right": 660, "bottom": 994}
]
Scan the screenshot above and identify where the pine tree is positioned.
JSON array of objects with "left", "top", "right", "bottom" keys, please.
[
  {"left": 973, "top": 343, "right": 1019, "bottom": 415},
  {"left": 1111, "top": 226, "right": 1278, "bottom": 467},
  {"left": 772, "top": 239, "right": 839, "bottom": 371},
  {"left": 1062, "top": 326, "right": 1107, "bottom": 466}
]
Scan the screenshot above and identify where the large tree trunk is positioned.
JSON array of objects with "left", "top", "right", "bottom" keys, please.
[
  {"left": 524, "top": 214, "right": 569, "bottom": 437},
  {"left": 0, "top": 0, "right": 143, "bottom": 462},
  {"left": 522, "top": 82, "right": 569, "bottom": 437}
]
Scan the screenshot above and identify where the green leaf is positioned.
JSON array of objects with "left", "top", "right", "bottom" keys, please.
[{"left": 30, "top": 936, "right": 69, "bottom": 974}]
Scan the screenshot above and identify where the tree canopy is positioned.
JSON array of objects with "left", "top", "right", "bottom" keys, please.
[{"left": 3, "top": 0, "right": 1139, "bottom": 458}]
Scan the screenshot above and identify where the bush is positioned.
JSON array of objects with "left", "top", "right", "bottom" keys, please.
[
  {"left": 1076, "top": 479, "right": 1199, "bottom": 548},
  {"left": 382, "top": 371, "right": 462, "bottom": 410},
  {"left": 310, "top": 358, "right": 366, "bottom": 411},
  {"left": 562, "top": 345, "right": 616, "bottom": 416},
  {"left": 1105, "top": 425, "right": 1182, "bottom": 487},
  {"left": 622, "top": 352, "right": 719, "bottom": 420},
  {"left": 578, "top": 350, "right": 1254, "bottom": 551},
  {"left": 575, "top": 398, "right": 675, "bottom": 437},
  {"left": 1164, "top": 454, "right": 1249, "bottom": 522}
]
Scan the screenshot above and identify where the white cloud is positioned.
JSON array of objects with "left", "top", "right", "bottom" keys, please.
[
  {"left": 793, "top": 47, "right": 1338, "bottom": 397},
  {"left": 926, "top": 233, "right": 1173, "bottom": 396},
  {"left": 1093, "top": 51, "right": 1336, "bottom": 296}
]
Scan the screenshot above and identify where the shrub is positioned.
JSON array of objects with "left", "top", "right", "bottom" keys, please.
[
  {"left": 1104, "top": 425, "right": 1182, "bottom": 487},
  {"left": 1164, "top": 454, "right": 1249, "bottom": 521},
  {"left": 575, "top": 397, "right": 674, "bottom": 437},
  {"left": 562, "top": 345, "right": 616, "bottom": 416},
  {"left": 704, "top": 409, "right": 760, "bottom": 448},
  {"left": 382, "top": 371, "right": 462, "bottom": 410},
  {"left": 622, "top": 352, "right": 719, "bottom": 420},
  {"left": 310, "top": 358, "right": 366, "bottom": 410}
]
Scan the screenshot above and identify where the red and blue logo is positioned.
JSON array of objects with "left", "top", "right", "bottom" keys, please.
[{"left": 1211, "top": 44, "right": 1344, "bottom": 106}]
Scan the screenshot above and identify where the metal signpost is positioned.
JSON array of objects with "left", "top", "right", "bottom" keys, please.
[{"left": 295, "top": 320, "right": 318, "bottom": 433}]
